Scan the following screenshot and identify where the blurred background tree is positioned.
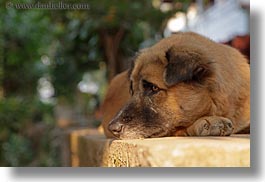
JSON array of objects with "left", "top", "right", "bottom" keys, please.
[{"left": 0, "top": 0, "right": 190, "bottom": 166}]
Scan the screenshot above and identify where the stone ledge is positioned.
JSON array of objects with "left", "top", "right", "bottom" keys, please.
[{"left": 70, "top": 129, "right": 250, "bottom": 167}]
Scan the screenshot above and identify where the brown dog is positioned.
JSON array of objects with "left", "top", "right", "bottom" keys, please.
[{"left": 101, "top": 32, "right": 250, "bottom": 139}]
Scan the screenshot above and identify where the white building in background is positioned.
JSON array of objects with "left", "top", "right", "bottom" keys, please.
[{"left": 166, "top": 0, "right": 249, "bottom": 43}]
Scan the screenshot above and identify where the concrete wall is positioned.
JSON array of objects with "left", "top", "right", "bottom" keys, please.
[{"left": 68, "top": 129, "right": 250, "bottom": 167}]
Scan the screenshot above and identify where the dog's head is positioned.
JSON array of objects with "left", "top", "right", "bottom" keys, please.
[{"left": 108, "top": 43, "right": 215, "bottom": 139}]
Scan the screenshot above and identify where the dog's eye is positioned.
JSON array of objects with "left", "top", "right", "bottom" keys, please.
[
  {"left": 151, "top": 85, "right": 159, "bottom": 92},
  {"left": 142, "top": 80, "right": 160, "bottom": 94}
]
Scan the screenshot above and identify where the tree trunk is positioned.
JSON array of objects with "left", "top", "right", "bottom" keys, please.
[{"left": 101, "top": 27, "right": 125, "bottom": 81}]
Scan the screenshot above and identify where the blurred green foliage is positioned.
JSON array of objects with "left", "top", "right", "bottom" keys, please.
[
  {"left": 0, "top": 0, "right": 190, "bottom": 166},
  {"left": 0, "top": 97, "right": 60, "bottom": 166}
]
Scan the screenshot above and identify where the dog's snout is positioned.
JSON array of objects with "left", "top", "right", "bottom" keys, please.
[
  {"left": 108, "top": 121, "right": 124, "bottom": 136},
  {"left": 122, "top": 115, "right": 133, "bottom": 122}
]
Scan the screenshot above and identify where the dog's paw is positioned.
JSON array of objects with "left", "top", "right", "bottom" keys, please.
[{"left": 187, "top": 116, "right": 234, "bottom": 136}]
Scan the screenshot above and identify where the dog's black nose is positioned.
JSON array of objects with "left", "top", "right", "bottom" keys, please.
[{"left": 108, "top": 121, "right": 124, "bottom": 136}]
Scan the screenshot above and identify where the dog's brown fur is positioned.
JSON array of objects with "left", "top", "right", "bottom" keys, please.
[{"left": 102, "top": 32, "right": 250, "bottom": 139}]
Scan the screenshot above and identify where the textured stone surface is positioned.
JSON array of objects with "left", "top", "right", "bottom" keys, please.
[
  {"left": 69, "top": 128, "right": 100, "bottom": 167},
  {"left": 70, "top": 129, "right": 250, "bottom": 167}
]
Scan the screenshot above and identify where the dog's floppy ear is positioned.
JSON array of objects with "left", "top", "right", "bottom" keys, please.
[{"left": 164, "top": 46, "right": 213, "bottom": 87}]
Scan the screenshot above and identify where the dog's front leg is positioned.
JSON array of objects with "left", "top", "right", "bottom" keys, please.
[{"left": 185, "top": 116, "right": 234, "bottom": 136}]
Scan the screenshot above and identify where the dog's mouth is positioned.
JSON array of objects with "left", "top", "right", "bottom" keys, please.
[{"left": 115, "top": 125, "right": 170, "bottom": 140}]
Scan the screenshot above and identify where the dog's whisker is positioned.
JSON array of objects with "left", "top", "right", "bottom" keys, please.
[
  {"left": 150, "top": 107, "right": 157, "bottom": 114},
  {"left": 147, "top": 98, "right": 153, "bottom": 103}
]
